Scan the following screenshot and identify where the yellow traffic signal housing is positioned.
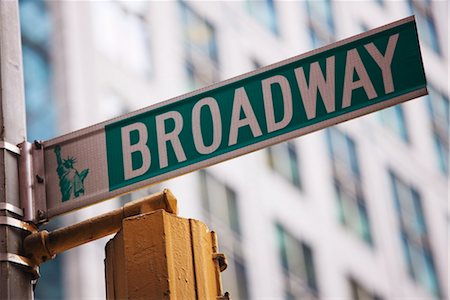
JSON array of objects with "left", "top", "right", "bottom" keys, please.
[{"left": 105, "top": 209, "right": 228, "bottom": 299}]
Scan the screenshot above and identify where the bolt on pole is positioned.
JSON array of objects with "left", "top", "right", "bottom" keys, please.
[{"left": 0, "top": 0, "right": 35, "bottom": 299}]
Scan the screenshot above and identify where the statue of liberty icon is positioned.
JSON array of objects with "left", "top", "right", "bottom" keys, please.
[{"left": 54, "top": 145, "right": 90, "bottom": 202}]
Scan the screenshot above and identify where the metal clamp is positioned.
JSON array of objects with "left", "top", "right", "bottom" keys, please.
[
  {"left": 0, "top": 253, "right": 40, "bottom": 279},
  {"left": 0, "top": 202, "right": 24, "bottom": 217},
  {"left": 18, "top": 141, "right": 48, "bottom": 223},
  {"left": 0, "top": 253, "right": 34, "bottom": 268},
  {"left": 0, "top": 216, "right": 38, "bottom": 233},
  {"left": 0, "top": 141, "right": 21, "bottom": 156}
]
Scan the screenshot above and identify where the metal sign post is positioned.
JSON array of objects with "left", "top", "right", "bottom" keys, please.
[
  {"left": 31, "top": 16, "right": 426, "bottom": 222},
  {"left": 0, "top": 1, "right": 35, "bottom": 299}
]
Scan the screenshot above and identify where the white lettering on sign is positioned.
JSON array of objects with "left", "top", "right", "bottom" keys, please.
[
  {"left": 295, "top": 56, "right": 336, "bottom": 120},
  {"left": 365, "top": 33, "right": 399, "bottom": 94},
  {"left": 156, "top": 111, "right": 187, "bottom": 168},
  {"left": 42, "top": 17, "right": 427, "bottom": 220},
  {"left": 121, "top": 122, "right": 151, "bottom": 180},
  {"left": 120, "top": 33, "right": 400, "bottom": 180},
  {"left": 228, "top": 87, "right": 263, "bottom": 146},
  {"left": 262, "top": 75, "right": 293, "bottom": 132},
  {"left": 342, "top": 48, "right": 378, "bottom": 108},
  {"left": 192, "top": 97, "right": 222, "bottom": 154}
]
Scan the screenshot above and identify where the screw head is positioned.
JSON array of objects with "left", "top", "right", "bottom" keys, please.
[
  {"left": 34, "top": 140, "right": 43, "bottom": 149},
  {"left": 35, "top": 174, "right": 44, "bottom": 183}
]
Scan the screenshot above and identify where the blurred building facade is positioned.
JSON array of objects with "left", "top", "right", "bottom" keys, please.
[{"left": 19, "top": 0, "right": 448, "bottom": 299}]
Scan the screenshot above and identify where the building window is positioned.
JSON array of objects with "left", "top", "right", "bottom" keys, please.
[
  {"left": 389, "top": 171, "right": 441, "bottom": 297},
  {"left": 246, "top": 0, "right": 278, "bottom": 34},
  {"left": 276, "top": 224, "right": 318, "bottom": 298},
  {"left": 304, "top": 0, "right": 334, "bottom": 48},
  {"left": 180, "top": 2, "right": 219, "bottom": 89},
  {"left": 199, "top": 171, "right": 249, "bottom": 299},
  {"left": 349, "top": 278, "right": 383, "bottom": 300},
  {"left": 91, "top": 1, "right": 152, "bottom": 77},
  {"left": 326, "top": 128, "right": 372, "bottom": 244},
  {"left": 221, "top": 255, "right": 249, "bottom": 300},
  {"left": 20, "top": 0, "right": 56, "bottom": 141},
  {"left": 427, "top": 87, "right": 449, "bottom": 175},
  {"left": 408, "top": 0, "right": 440, "bottom": 54},
  {"left": 200, "top": 170, "right": 241, "bottom": 235},
  {"left": 378, "top": 105, "right": 409, "bottom": 142},
  {"left": 267, "top": 141, "right": 301, "bottom": 188}
]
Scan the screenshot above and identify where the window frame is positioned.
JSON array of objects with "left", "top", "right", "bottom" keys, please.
[
  {"left": 326, "top": 128, "right": 373, "bottom": 245},
  {"left": 267, "top": 141, "right": 302, "bottom": 189},
  {"left": 389, "top": 170, "right": 441, "bottom": 297},
  {"left": 180, "top": 1, "right": 220, "bottom": 88},
  {"left": 199, "top": 170, "right": 249, "bottom": 298}
]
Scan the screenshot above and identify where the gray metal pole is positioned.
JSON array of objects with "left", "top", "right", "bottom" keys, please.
[{"left": 0, "top": 0, "right": 34, "bottom": 299}]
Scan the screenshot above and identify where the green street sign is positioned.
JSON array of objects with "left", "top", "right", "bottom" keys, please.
[{"left": 40, "top": 16, "right": 426, "bottom": 218}]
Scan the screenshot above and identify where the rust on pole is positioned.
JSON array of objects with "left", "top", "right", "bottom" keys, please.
[{"left": 24, "top": 189, "right": 177, "bottom": 266}]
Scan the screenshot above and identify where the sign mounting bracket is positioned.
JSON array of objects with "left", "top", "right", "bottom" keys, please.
[{"left": 19, "top": 141, "right": 48, "bottom": 224}]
